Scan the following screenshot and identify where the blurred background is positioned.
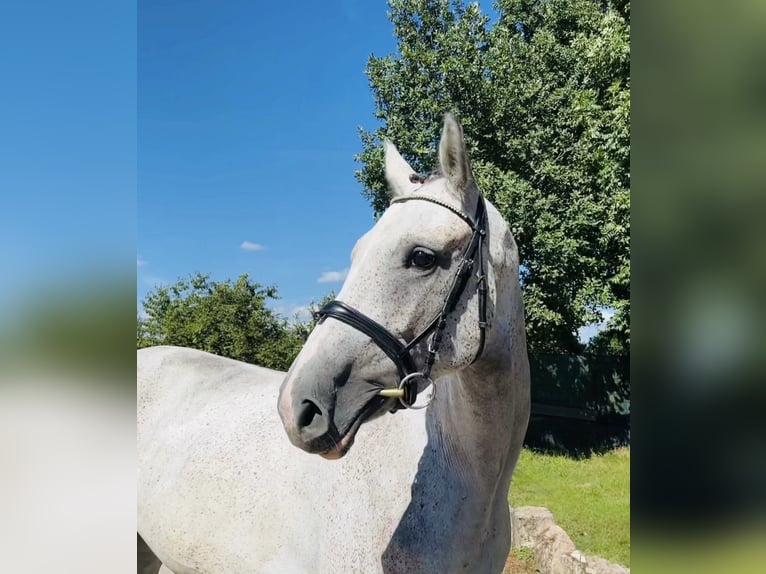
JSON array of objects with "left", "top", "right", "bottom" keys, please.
[
  {"left": 0, "top": 1, "right": 136, "bottom": 572},
  {"left": 632, "top": 0, "right": 766, "bottom": 572}
]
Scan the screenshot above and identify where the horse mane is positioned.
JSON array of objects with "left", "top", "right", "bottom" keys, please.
[{"left": 408, "top": 170, "right": 443, "bottom": 185}]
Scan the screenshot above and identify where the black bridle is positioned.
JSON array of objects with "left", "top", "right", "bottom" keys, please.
[{"left": 314, "top": 190, "right": 488, "bottom": 411}]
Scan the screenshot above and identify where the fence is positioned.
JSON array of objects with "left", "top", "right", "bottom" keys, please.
[{"left": 525, "top": 353, "right": 630, "bottom": 454}]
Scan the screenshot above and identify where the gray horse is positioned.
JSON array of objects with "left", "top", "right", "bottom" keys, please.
[{"left": 138, "top": 114, "right": 530, "bottom": 573}]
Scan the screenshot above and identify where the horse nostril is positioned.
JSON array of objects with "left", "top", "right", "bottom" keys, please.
[
  {"left": 298, "top": 399, "right": 322, "bottom": 429},
  {"left": 294, "top": 398, "right": 335, "bottom": 449}
]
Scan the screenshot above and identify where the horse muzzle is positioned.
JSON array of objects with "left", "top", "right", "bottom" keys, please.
[{"left": 278, "top": 354, "right": 392, "bottom": 457}]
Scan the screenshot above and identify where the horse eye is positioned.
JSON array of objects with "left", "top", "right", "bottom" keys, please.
[{"left": 410, "top": 247, "right": 436, "bottom": 269}]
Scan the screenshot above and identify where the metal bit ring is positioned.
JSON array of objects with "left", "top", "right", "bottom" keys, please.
[{"left": 397, "top": 372, "right": 435, "bottom": 410}]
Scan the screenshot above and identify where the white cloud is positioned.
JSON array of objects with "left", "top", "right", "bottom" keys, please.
[
  {"left": 137, "top": 257, "right": 147, "bottom": 268},
  {"left": 240, "top": 241, "right": 265, "bottom": 252},
  {"left": 317, "top": 268, "right": 349, "bottom": 284},
  {"left": 274, "top": 304, "right": 313, "bottom": 324}
]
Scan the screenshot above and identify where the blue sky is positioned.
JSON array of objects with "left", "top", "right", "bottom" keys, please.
[
  {"left": 1, "top": 1, "right": 136, "bottom": 314},
  {"left": 138, "top": 1, "right": 410, "bottom": 320},
  {"left": 137, "top": 0, "right": 610, "bottom": 339},
  {"left": 0, "top": 0, "right": 608, "bottom": 341}
]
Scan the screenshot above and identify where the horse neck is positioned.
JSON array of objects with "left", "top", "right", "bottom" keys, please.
[
  {"left": 428, "top": 267, "right": 529, "bottom": 496},
  {"left": 430, "top": 362, "right": 515, "bottom": 484}
]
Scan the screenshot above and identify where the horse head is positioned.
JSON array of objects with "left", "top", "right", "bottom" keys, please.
[{"left": 278, "top": 113, "right": 505, "bottom": 458}]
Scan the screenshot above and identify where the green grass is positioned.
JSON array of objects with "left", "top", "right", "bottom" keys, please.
[
  {"left": 631, "top": 527, "right": 766, "bottom": 574},
  {"left": 508, "top": 447, "right": 630, "bottom": 567},
  {"left": 503, "top": 546, "right": 537, "bottom": 574}
]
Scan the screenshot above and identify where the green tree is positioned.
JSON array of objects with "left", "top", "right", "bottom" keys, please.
[
  {"left": 356, "top": 0, "right": 629, "bottom": 354},
  {"left": 287, "top": 290, "right": 338, "bottom": 343},
  {"left": 138, "top": 273, "right": 305, "bottom": 370}
]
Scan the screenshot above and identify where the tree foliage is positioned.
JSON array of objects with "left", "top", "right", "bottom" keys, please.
[
  {"left": 356, "top": 0, "right": 629, "bottom": 354},
  {"left": 138, "top": 273, "right": 316, "bottom": 370}
]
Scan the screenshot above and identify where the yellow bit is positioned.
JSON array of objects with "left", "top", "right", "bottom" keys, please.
[{"left": 378, "top": 388, "right": 405, "bottom": 398}]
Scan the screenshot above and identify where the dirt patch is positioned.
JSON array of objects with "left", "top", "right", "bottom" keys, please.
[{"left": 503, "top": 548, "right": 538, "bottom": 573}]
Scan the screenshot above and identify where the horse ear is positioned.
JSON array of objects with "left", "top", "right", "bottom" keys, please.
[
  {"left": 384, "top": 139, "right": 420, "bottom": 198},
  {"left": 438, "top": 113, "right": 474, "bottom": 194}
]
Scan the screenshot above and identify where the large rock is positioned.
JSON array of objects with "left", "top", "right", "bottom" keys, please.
[{"left": 510, "top": 506, "right": 629, "bottom": 574}]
